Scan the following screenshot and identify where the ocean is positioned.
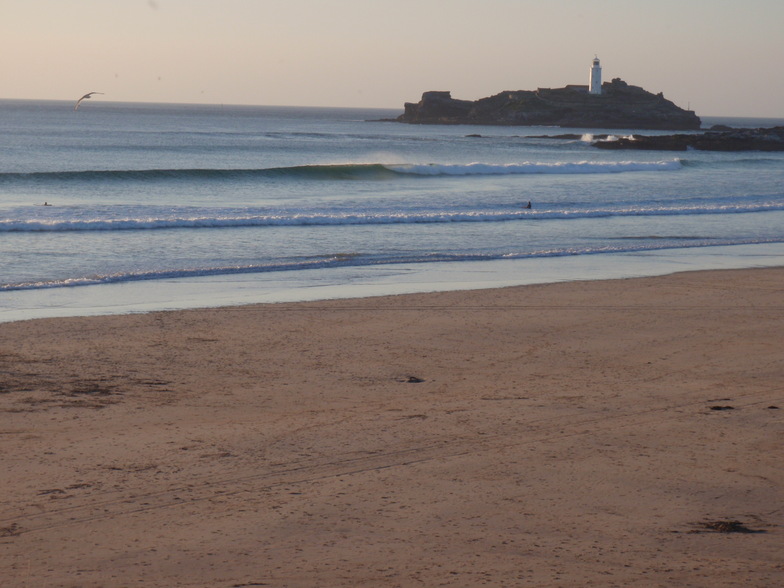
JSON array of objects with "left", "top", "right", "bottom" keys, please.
[{"left": 1, "top": 99, "right": 783, "bottom": 322}]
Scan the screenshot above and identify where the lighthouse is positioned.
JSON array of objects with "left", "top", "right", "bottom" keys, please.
[{"left": 589, "top": 56, "right": 602, "bottom": 95}]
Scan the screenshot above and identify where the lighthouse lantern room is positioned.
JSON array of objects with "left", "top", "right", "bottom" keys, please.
[{"left": 589, "top": 56, "right": 602, "bottom": 95}]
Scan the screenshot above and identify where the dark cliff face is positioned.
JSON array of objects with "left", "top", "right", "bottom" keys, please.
[{"left": 397, "top": 79, "right": 701, "bottom": 130}]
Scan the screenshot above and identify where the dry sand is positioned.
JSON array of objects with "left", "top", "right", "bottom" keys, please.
[{"left": 1, "top": 268, "right": 782, "bottom": 587}]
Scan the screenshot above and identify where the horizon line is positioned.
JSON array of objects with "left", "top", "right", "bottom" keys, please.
[{"left": 0, "top": 96, "right": 781, "bottom": 120}]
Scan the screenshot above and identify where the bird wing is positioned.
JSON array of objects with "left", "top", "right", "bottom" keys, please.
[{"left": 74, "top": 92, "right": 104, "bottom": 110}]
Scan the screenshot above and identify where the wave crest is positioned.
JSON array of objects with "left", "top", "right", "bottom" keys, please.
[
  {"left": 4, "top": 237, "right": 781, "bottom": 292},
  {"left": 0, "top": 159, "right": 682, "bottom": 183},
  {"left": 3, "top": 200, "right": 782, "bottom": 233}
]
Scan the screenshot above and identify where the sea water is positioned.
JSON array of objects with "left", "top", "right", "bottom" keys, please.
[{"left": 1, "top": 99, "right": 783, "bottom": 322}]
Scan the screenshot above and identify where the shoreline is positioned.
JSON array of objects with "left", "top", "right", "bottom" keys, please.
[
  {"left": 2, "top": 266, "right": 783, "bottom": 586},
  {"left": 3, "top": 242, "right": 784, "bottom": 325}
]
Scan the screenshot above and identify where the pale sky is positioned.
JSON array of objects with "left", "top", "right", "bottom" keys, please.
[{"left": 2, "top": 0, "right": 783, "bottom": 117}]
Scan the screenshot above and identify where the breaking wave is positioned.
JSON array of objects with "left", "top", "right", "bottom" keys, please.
[
  {"left": 2, "top": 200, "right": 781, "bottom": 233},
  {"left": 3, "top": 237, "right": 780, "bottom": 292},
  {"left": 0, "top": 159, "right": 682, "bottom": 184}
]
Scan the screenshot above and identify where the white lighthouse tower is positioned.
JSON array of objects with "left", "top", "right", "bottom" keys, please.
[{"left": 589, "top": 56, "right": 602, "bottom": 95}]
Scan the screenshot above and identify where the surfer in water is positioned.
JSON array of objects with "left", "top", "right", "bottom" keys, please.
[{"left": 524, "top": 201, "right": 532, "bottom": 209}]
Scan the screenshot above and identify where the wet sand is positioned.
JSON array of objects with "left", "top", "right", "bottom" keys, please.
[{"left": 1, "top": 268, "right": 783, "bottom": 587}]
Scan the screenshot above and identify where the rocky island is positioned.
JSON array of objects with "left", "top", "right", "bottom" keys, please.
[{"left": 397, "top": 78, "right": 701, "bottom": 130}]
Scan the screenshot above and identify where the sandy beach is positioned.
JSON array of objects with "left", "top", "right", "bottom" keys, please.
[{"left": 1, "top": 268, "right": 782, "bottom": 587}]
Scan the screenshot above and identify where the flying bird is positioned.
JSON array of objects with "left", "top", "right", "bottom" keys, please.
[{"left": 74, "top": 92, "right": 104, "bottom": 111}]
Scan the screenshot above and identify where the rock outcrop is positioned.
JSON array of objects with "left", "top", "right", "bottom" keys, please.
[
  {"left": 397, "top": 79, "right": 701, "bottom": 130},
  {"left": 592, "top": 127, "right": 784, "bottom": 151}
]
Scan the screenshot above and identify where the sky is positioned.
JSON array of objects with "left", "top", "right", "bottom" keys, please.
[{"left": 2, "top": 0, "right": 783, "bottom": 117}]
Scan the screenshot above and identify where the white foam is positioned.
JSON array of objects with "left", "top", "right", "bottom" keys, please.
[
  {"left": 4, "top": 198, "right": 784, "bottom": 233},
  {"left": 387, "top": 160, "right": 681, "bottom": 176}
]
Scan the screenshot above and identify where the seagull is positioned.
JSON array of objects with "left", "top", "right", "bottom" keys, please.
[{"left": 74, "top": 91, "right": 104, "bottom": 111}]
